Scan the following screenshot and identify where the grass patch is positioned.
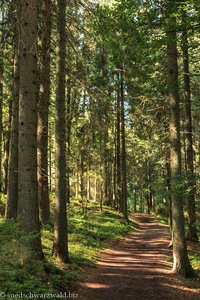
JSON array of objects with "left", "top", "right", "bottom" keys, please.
[
  {"left": 68, "top": 204, "right": 134, "bottom": 265},
  {"left": 0, "top": 199, "right": 135, "bottom": 299},
  {"left": 189, "top": 252, "right": 200, "bottom": 271},
  {"left": 153, "top": 214, "right": 169, "bottom": 225}
]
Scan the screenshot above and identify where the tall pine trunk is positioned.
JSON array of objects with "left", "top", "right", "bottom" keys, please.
[
  {"left": 18, "top": 0, "right": 43, "bottom": 259},
  {"left": 116, "top": 74, "right": 121, "bottom": 212},
  {"left": 52, "top": 0, "right": 69, "bottom": 263},
  {"left": 5, "top": 8, "right": 19, "bottom": 218},
  {"left": 120, "top": 70, "right": 128, "bottom": 220},
  {"left": 3, "top": 99, "right": 12, "bottom": 195},
  {"left": 0, "top": 3, "right": 5, "bottom": 193},
  {"left": 166, "top": 1, "right": 192, "bottom": 276},
  {"left": 66, "top": 76, "right": 71, "bottom": 204},
  {"left": 181, "top": 13, "right": 198, "bottom": 241},
  {"left": 37, "top": 0, "right": 51, "bottom": 224}
]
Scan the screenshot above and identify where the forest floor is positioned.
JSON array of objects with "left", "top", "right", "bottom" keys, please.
[{"left": 75, "top": 214, "right": 200, "bottom": 300}]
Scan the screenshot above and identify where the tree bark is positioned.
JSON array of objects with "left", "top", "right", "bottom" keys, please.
[
  {"left": 80, "top": 149, "right": 85, "bottom": 214},
  {"left": 120, "top": 69, "right": 128, "bottom": 221},
  {"left": 53, "top": 0, "right": 69, "bottom": 263},
  {"left": 103, "top": 128, "right": 109, "bottom": 205},
  {"left": 18, "top": 0, "right": 43, "bottom": 259},
  {"left": 48, "top": 123, "right": 52, "bottom": 192},
  {"left": 66, "top": 77, "right": 71, "bottom": 204},
  {"left": 94, "top": 177, "right": 97, "bottom": 202},
  {"left": 166, "top": 1, "right": 192, "bottom": 276},
  {"left": 6, "top": 18, "right": 19, "bottom": 218},
  {"left": 3, "top": 99, "right": 12, "bottom": 195},
  {"left": 0, "top": 3, "right": 4, "bottom": 193},
  {"left": 116, "top": 74, "right": 121, "bottom": 212},
  {"left": 134, "top": 189, "right": 137, "bottom": 213},
  {"left": 181, "top": 13, "right": 198, "bottom": 241},
  {"left": 37, "top": 0, "right": 51, "bottom": 224}
]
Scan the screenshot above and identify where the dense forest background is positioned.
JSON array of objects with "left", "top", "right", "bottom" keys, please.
[{"left": 0, "top": 0, "right": 200, "bottom": 297}]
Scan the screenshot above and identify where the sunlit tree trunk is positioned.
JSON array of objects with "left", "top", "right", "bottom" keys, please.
[
  {"left": 120, "top": 69, "right": 128, "bottom": 220},
  {"left": 166, "top": 1, "right": 192, "bottom": 276},
  {"left": 113, "top": 105, "right": 117, "bottom": 209},
  {"left": 116, "top": 74, "right": 121, "bottom": 212}
]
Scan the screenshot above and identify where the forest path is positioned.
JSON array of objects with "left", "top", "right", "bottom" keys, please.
[{"left": 77, "top": 213, "right": 200, "bottom": 300}]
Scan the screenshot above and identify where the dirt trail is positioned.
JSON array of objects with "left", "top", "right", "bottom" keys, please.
[{"left": 77, "top": 214, "right": 200, "bottom": 300}]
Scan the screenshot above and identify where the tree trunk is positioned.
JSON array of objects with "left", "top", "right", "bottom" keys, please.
[
  {"left": 6, "top": 11, "right": 19, "bottom": 218},
  {"left": 116, "top": 74, "right": 121, "bottom": 212},
  {"left": 166, "top": 1, "right": 192, "bottom": 276},
  {"left": 113, "top": 129, "right": 117, "bottom": 209},
  {"left": 75, "top": 172, "right": 79, "bottom": 198},
  {"left": 0, "top": 6, "right": 4, "bottom": 193},
  {"left": 146, "top": 191, "right": 153, "bottom": 215},
  {"left": 66, "top": 77, "right": 71, "bottom": 204},
  {"left": 94, "top": 177, "right": 97, "bottom": 202},
  {"left": 48, "top": 123, "right": 53, "bottom": 192},
  {"left": 120, "top": 70, "right": 128, "bottom": 221},
  {"left": 103, "top": 128, "right": 109, "bottom": 205},
  {"left": 134, "top": 189, "right": 137, "bottom": 213},
  {"left": 181, "top": 13, "right": 198, "bottom": 241},
  {"left": 18, "top": 0, "right": 43, "bottom": 259},
  {"left": 140, "top": 189, "right": 144, "bottom": 213},
  {"left": 37, "top": 0, "right": 51, "bottom": 224},
  {"left": 80, "top": 149, "right": 85, "bottom": 214},
  {"left": 53, "top": 0, "right": 69, "bottom": 263},
  {"left": 86, "top": 166, "right": 90, "bottom": 202},
  {"left": 3, "top": 99, "right": 12, "bottom": 195},
  {"left": 166, "top": 160, "right": 172, "bottom": 232}
]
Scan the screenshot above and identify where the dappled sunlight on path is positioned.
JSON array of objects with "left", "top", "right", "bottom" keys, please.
[{"left": 78, "top": 214, "right": 200, "bottom": 300}]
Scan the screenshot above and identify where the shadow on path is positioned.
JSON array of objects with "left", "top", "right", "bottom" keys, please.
[{"left": 77, "top": 213, "right": 200, "bottom": 300}]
